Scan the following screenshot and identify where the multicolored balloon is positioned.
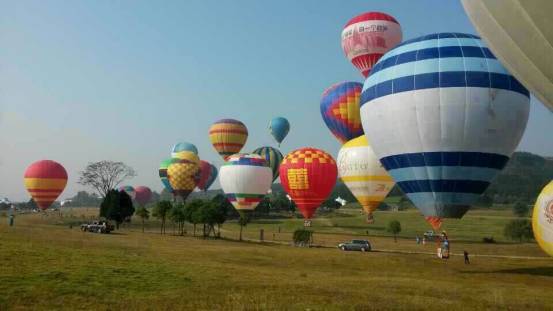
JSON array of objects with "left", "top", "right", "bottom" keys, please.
[
  {"left": 197, "top": 160, "right": 218, "bottom": 191},
  {"left": 269, "top": 117, "right": 290, "bottom": 146},
  {"left": 23, "top": 160, "right": 68, "bottom": 210},
  {"left": 119, "top": 185, "right": 136, "bottom": 200},
  {"left": 171, "top": 142, "right": 198, "bottom": 158},
  {"left": 219, "top": 154, "right": 272, "bottom": 214},
  {"left": 337, "top": 135, "right": 394, "bottom": 223},
  {"left": 209, "top": 119, "right": 248, "bottom": 160},
  {"left": 134, "top": 186, "right": 152, "bottom": 206},
  {"left": 462, "top": 0, "right": 553, "bottom": 111},
  {"left": 159, "top": 158, "right": 175, "bottom": 194},
  {"left": 341, "top": 12, "right": 402, "bottom": 77},
  {"left": 252, "top": 146, "right": 284, "bottom": 182},
  {"left": 360, "top": 33, "right": 530, "bottom": 220},
  {"left": 167, "top": 152, "right": 200, "bottom": 201},
  {"left": 279, "top": 148, "right": 337, "bottom": 221},
  {"left": 320, "top": 82, "right": 364, "bottom": 144},
  {"left": 533, "top": 180, "right": 553, "bottom": 257}
]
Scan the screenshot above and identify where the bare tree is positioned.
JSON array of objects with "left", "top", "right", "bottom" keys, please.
[{"left": 78, "top": 161, "right": 136, "bottom": 197}]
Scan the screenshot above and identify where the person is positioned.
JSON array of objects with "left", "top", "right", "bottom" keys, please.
[
  {"left": 416, "top": 236, "right": 420, "bottom": 244},
  {"left": 464, "top": 250, "right": 470, "bottom": 264},
  {"left": 422, "top": 237, "right": 426, "bottom": 245}
]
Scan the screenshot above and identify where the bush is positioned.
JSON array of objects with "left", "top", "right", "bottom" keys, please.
[
  {"left": 293, "top": 229, "right": 313, "bottom": 246},
  {"left": 513, "top": 201, "right": 530, "bottom": 217},
  {"left": 482, "top": 237, "right": 496, "bottom": 243},
  {"left": 504, "top": 219, "right": 533, "bottom": 242}
]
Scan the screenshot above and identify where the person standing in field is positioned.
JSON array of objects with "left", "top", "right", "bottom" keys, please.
[{"left": 464, "top": 251, "right": 470, "bottom": 264}]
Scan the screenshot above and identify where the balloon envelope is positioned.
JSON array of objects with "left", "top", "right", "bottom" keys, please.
[
  {"left": 461, "top": 0, "right": 553, "bottom": 111},
  {"left": 320, "top": 82, "right": 364, "bottom": 144},
  {"left": 171, "top": 142, "right": 199, "bottom": 158},
  {"left": 342, "top": 12, "right": 402, "bottom": 77},
  {"left": 219, "top": 154, "right": 272, "bottom": 212},
  {"left": 167, "top": 152, "right": 200, "bottom": 200},
  {"left": 269, "top": 117, "right": 290, "bottom": 146},
  {"left": 118, "top": 185, "right": 136, "bottom": 200},
  {"left": 159, "top": 158, "right": 175, "bottom": 194},
  {"left": 360, "top": 33, "right": 530, "bottom": 219},
  {"left": 279, "top": 148, "right": 337, "bottom": 219},
  {"left": 209, "top": 119, "right": 248, "bottom": 160},
  {"left": 252, "top": 146, "right": 284, "bottom": 182},
  {"left": 533, "top": 180, "right": 553, "bottom": 257},
  {"left": 197, "top": 160, "right": 218, "bottom": 191},
  {"left": 24, "top": 160, "right": 68, "bottom": 210},
  {"left": 337, "top": 135, "right": 394, "bottom": 222},
  {"left": 134, "top": 186, "right": 152, "bottom": 206}
]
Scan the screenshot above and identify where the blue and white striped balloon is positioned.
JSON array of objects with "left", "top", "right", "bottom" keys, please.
[{"left": 360, "top": 33, "right": 530, "bottom": 219}]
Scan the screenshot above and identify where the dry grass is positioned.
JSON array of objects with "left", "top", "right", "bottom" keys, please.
[{"left": 0, "top": 209, "right": 552, "bottom": 310}]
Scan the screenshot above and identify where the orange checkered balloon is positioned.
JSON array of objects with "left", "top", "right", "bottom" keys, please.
[{"left": 279, "top": 148, "right": 337, "bottom": 219}]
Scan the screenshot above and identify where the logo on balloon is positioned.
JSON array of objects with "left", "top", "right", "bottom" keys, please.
[
  {"left": 545, "top": 200, "right": 553, "bottom": 224},
  {"left": 287, "top": 168, "right": 309, "bottom": 190}
]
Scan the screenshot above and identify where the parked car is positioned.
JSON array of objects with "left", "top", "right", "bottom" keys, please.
[
  {"left": 80, "top": 221, "right": 114, "bottom": 234},
  {"left": 423, "top": 230, "right": 435, "bottom": 241},
  {"left": 338, "top": 239, "right": 371, "bottom": 252}
]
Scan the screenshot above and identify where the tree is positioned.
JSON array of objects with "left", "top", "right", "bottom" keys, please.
[
  {"left": 99, "top": 190, "right": 135, "bottom": 229},
  {"left": 152, "top": 200, "right": 172, "bottom": 234},
  {"left": 504, "top": 219, "right": 533, "bottom": 242},
  {"left": 513, "top": 201, "right": 530, "bottom": 217},
  {"left": 78, "top": 161, "right": 136, "bottom": 197},
  {"left": 185, "top": 199, "right": 204, "bottom": 237},
  {"left": 169, "top": 203, "right": 186, "bottom": 235},
  {"left": 238, "top": 213, "right": 250, "bottom": 241},
  {"left": 135, "top": 206, "right": 150, "bottom": 233},
  {"left": 387, "top": 220, "right": 402, "bottom": 242},
  {"left": 27, "top": 198, "right": 38, "bottom": 210},
  {"left": 69, "top": 191, "right": 102, "bottom": 207}
]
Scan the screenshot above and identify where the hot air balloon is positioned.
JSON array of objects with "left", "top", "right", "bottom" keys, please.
[
  {"left": 279, "top": 148, "right": 337, "bottom": 225},
  {"left": 425, "top": 217, "right": 443, "bottom": 232},
  {"left": 269, "top": 117, "right": 290, "bottom": 146},
  {"left": 167, "top": 151, "right": 200, "bottom": 201},
  {"left": 159, "top": 158, "right": 175, "bottom": 194},
  {"left": 533, "top": 180, "right": 553, "bottom": 257},
  {"left": 119, "top": 185, "right": 136, "bottom": 200},
  {"left": 252, "top": 146, "right": 284, "bottom": 183},
  {"left": 209, "top": 119, "right": 248, "bottom": 160},
  {"left": 360, "top": 33, "right": 530, "bottom": 221},
  {"left": 171, "top": 142, "right": 199, "bottom": 158},
  {"left": 197, "top": 160, "right": 218, "bottom": 191},
  {"left": 219, "top": 154, "right": 272, "bottom": 215},
  {"left": 337, "top": 135, "right": 394, "bottom": 223},
  {"left": 23, "top": 160, "right": 68, "bottom": 210},
  {"left": 320, "top": 82, "right": 364, "bottom": 144},
  {"left": 341, "top": 12, "right": 402, "bottom": 77},
  {"left": 134, "top": 186, "right": 152, "bottom": 207},
  {"left": 462, "top": 0, "right": 553, "bottom": 111}
]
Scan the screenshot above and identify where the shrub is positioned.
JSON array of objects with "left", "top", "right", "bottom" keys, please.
[
  {"left": 293, "top": 229, "right": 313, "bottom": 246},
  {"left": 482, "top": 237, "right": 496, "bottom": 243}
]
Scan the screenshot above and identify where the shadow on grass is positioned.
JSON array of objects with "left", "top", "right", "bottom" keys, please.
[{"left": 462, "top": 267, "right": 553, "bottom": 277}]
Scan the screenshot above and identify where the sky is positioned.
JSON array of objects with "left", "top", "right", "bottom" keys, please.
[{"left": 1, "top": 0, "right": 552, "bottom": 201}]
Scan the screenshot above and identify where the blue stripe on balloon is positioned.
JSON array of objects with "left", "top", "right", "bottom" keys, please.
[
  {"left": 378, "top": 33, "right": 481, "bottom": 62},
  {"left": 360, "top": 72, "right": 529, "bottom": 104},
  {"left": 406, "top": 192, "right": 481, "bottom": 209},
  {"left": 367, "top": 57, "right": 509, "bottom": 86},
  {"left": 370, "top": 46, "right": 497, "bottom": 77},
  {"left": 388, "top": 166, "right": 499, "bottom": 183},
  {"left": 397, "top": 179, "right": 490, "bottom": 194},
  {"left": 379, "top": 152, "right": 510, "bottom": 170}
]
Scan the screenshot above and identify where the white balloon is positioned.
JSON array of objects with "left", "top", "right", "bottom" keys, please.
[
  {"left": 219, "top": 154, "right": 273, "bottom": 211},
  {"left": 462, "top": 0, "right": 553, "bottom": 111}
]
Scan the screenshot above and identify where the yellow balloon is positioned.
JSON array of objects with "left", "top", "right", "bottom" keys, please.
[
  {"left": 167, "top": 152, "right": 200, "bottom": 200},
  {"left": 533, "top": 180, "right": 553, "bottom": 257},
  {"left": 337, "top": 135, "right": 395, "bottom": 223}
]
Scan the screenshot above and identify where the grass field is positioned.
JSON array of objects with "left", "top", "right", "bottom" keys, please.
[{"left": 1, "top": 208, "right": 552, "bottom": 310}]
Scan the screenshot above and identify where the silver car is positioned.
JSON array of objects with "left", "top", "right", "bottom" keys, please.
[{"left": 338, "top": 240, "right": 371, "bottom": 252}]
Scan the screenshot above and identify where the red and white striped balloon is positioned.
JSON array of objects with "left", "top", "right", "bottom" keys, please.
[{"left": 341, "top": 12, "right": 402, "bottom": 77}]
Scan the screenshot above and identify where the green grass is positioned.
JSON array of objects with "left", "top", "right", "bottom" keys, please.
[{"left": 0, "top": 208, "right": 552, "bottom": 310}]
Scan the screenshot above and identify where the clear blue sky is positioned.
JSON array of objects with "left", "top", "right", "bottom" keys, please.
[{"left": 1, "top": 0, "right": 552, "bottom": 201}]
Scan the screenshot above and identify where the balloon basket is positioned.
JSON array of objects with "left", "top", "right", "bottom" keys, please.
[{"left": 303, "top": 220, "right": 312, "bottom": 227}]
